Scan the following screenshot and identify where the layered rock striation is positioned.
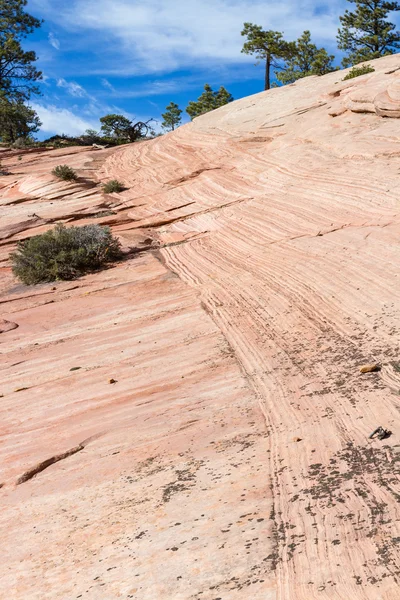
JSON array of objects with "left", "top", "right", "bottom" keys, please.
[{"left": 1, "top": 55, "right": 400, "bottom": 599}]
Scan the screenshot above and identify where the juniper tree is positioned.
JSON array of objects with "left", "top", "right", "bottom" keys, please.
[
  {"left": 337, "top": 0, "right": 400, "bottom": 67},
  {"left": 100, "top": 114, "right": 155, "bottom": 143},
  {"left": 100, "top": 114, "right": 132, "bottom": 140},
  {"left": 161, "top": 102, "right": 182, "bottom": 131},
  {"left": 186, "top": 84, "right": 234, "bottom": 120}
]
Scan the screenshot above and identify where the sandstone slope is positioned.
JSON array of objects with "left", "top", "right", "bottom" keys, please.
[{"left": 1, "top": 55, "right": 400, "bottom": 599}]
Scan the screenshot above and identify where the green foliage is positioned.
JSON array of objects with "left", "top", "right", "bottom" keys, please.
[
  {"left": 103, "top": 179, "right": 125, "bottom": 193},
  {"left": 276, "top": 31, "right": 338, "bottom": 85},
  {"left": 0, "top": 0, "right": 42, "bottom": 101},
  {"left": 100, "top": 114, "right": 155, "bottom": 143},
  {"left": 10, "top": 224, "right": 123, "bottom": 284},
  {"left": 39, "top": 134, "right": 75, "bottom": 148},
  {"left": 52, "top": 164, "right": 78, "bottom": 181},
  {"left": 0, "top": 95, "right": 41, "bottom": 143},
  {"left": 100, "top": 114, "right": 131, "bottom": 139},
  {"left": 40, "top": 133, "right": 103, "bottom": 148},
  {"left": 80, "top": 129, "right": 105, "bottom": 145},
  {"left": 186, "top": 84, "right": 234, "bottom": 120},
  {"left": 242, "top": 25, "right": 338, "bottom": 89},
  {"left": 337, "top": 0, "right": 400, "bottom": 67},
  {"left": 161, "top": 102, "right": 182, "bottom": 131},
  {"left": 343, "top": 63, "right": 375, "bottom": 79},
  {"left": 38, "top": 131, "right": 120, "bottom": 149},
  {"left": 241, "top": 23, "right": 295, "bottom": 90},
  {"left": 0, "top": 0, "right": 42, "bottom": 37}
]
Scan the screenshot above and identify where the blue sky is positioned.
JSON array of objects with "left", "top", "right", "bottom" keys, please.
[{"left": 22, "top": 1, "right": 394, "bottom": 138}]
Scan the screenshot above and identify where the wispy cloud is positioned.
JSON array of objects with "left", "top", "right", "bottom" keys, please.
[
  {"left": 28, "top": 0, "right": 369, "bottom": 139},
  {"left": 101, "top": 78, "right": 115, "bottom": 92},
  {"left": 31, "top": 0, "right": 345, "bottom": 76},
  {"left": 48, "top": 32, "right": 60, "bottom": 50},
  {"left": 40, "top": 74, "right": 52, "bottom": 87},
  {"left": 108, "top": 79, "right": 197, "bottom": 98},
  {"left": 56, "top": 78, "right": 88, "bottom": 97}
]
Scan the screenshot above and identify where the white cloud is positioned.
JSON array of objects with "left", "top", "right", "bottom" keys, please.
[
  {"left": 57, "top": 78, "right": 88, "bottom": 97},
  {"left": 148, "top": 100, "right": 161, "bottom": 110},
  {"left": 48, "top": 32, "right": 60, "bottom": 50},
  {"left": 31, "top": 103, "right": 99, "bottom": 136},
  {"left": 35, "top": 0, "right": 343, "bottom": 75},
  {"left": 104, "top": 65, "right": 277, "bottom": 98},
  {"left": 111, "top": 79, "right": 198, "bottom": 98},
  {"left": 40, "top": 74, "right": 52, "bottom": 86},
  {"left": 101, "top": 78, "right": 115, "bottom": 92}
]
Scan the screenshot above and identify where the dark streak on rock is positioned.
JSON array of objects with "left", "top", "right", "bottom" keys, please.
[{"left": 16, "top": 443, "right": 86, "bottom": 484}]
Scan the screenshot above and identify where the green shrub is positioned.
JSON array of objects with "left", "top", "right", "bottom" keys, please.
[
  {"left": 103, "top": 179, "right": 125, "bottom": 193},
  {"left": 11, "top": 224, "right": 122, "bottom": 285},
  {"left": 52, "top": 164, "right": 78, "bottom": 181},
  {"left": 343, "top": 64, "right": 375, "bottom": 80}
]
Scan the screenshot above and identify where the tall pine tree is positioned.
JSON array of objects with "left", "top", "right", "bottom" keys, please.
[
  {"left": 0, "top": 0, "right": 43, "bottom": 100},
  {"left": 337, "top": 0, "right": 400, "bottom": 67},
  {"left": 241, "top": 23, "right": 294, "bottom": 90}
]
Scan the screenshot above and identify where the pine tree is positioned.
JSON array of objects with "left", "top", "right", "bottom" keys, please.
[
  {"left": 161, "top": 102, "right": 182, "bottom": 131},
  {"left": 215, "top": 87, "right": 233, "bottom": 108},
  {"left": 276, "top": 31, "right": 337, "bottom": 85},
  {"left": 0, "top": 0, "right": 42, "bottom": 37},
  {"left": 0, "top": 0, "right": 43, "bottom": 100},
  {"left": 337, "top": 0, "right": 400, "bottom": 67},
  {"left": 186, "top": 84, "right": 234, "bottom": 120},
  {"left": 187, "top": 84, "right": 214, "bottom": 119},
  {"left": 241, "top": 23, "right": 295, "bottom": 90},
  {"left": 0, "top": 94, "right": 41, "bottom": 143}
]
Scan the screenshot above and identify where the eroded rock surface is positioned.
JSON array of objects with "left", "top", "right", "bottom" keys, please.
[{"left": 1, "top": 54, "right": 400, "bottom": 599}]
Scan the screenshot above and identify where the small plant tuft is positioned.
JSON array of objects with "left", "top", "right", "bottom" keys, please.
[
  {"left": 103, "top": 179, "right": 125, "bottom": 193},
  {"left": 11, "top": 224, "right": 122, "bottom": 285},
  {"left": 52, "top": 164, "right": 78, "bottom": 181},
  {"left": 343, "top": 64, "right": 375, "bottom": 81}
]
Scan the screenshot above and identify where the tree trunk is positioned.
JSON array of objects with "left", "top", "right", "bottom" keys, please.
[
  {"left": 373, "top": 0, "right": 380, "bottom": 54},
  {"left": 265, "top": 54, "right": 271, "bottom": 91}
]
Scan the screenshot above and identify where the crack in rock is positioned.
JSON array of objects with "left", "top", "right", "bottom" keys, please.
[{"left": 16, "top": 443, "right": 86, "bottom": 485}]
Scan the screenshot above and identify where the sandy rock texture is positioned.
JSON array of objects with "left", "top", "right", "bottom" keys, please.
[{"left": 1, "top": 55, "right": 400, "bottom": 599}]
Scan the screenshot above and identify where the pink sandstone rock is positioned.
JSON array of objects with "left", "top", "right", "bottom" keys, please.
[{"left": 1, "top": 54, "right": 400, "bottom": 599}]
